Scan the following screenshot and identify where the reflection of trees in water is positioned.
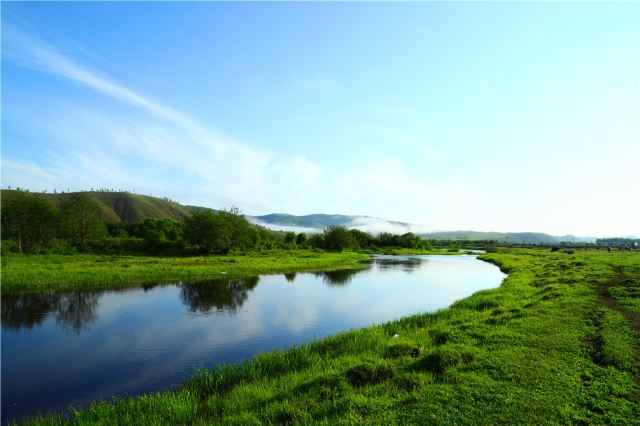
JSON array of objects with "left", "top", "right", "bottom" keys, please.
[
  {"left": 284, "top": 272, "right": 297, "bottom": 282},
  {"left": 314, "top": 269, "right": 362, "bottom": 287},
  {"left": 54, "top": 291, "right": 100, "bottom": 333},
  {"left": 372, "top": 257, "right": 423, "bottom": 273},
  {"left": 180, "top": 277, "right": 260, "bottom": 314},
  {"left": 1, "top": 291, "right": 100, "bottom": 333}
]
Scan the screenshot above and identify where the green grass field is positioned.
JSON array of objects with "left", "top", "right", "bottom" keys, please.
[
  {"left": 13, "top": 248, "right": 639, "bottom": 425},
  {"left": 0, "top": 250, "right": 369, "bottom": 293}
]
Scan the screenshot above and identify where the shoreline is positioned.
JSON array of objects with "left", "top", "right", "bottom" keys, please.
[{"left": 6, "top": 249, "right": 639, "bottom": 424}]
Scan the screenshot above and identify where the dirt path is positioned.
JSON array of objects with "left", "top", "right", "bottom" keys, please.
[
  {"left": 596, "top": 265, "right": 640, "bottom": 383},
  {"left": 596, "top": 266, "right": 640, "bottom": 333}
]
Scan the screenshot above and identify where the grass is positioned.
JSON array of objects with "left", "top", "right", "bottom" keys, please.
[
  {"left": 14, "top": 248, "right": 639, "bottom": 425},
  {"left": 0, "top": 250, "right": 369, "bottom": 293}
]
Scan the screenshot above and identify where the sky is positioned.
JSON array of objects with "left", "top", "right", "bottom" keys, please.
[{"left": 1, "top": 2, "right": 639, "bottom": 237}]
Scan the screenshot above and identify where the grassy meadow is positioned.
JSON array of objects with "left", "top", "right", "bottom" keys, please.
[
  {"left": 0, "top": 250, "right": 369, "bottom": 293},
  {"left": 14, "top": 248, "right": 639, "bottom": 425}
]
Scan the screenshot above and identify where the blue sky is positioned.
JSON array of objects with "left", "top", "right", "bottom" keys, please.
[{"left": 2, "top": 2, "right": 639, "bottom": 236}]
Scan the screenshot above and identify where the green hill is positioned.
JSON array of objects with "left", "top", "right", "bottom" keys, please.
[
  {"left": 250, "top": 213, "right": 595, "bottom": 244},
  {"left": 0, "top": 190, "right": 601, "bottom": 243},
  {"left": 0, "top": 190, "right": 191, "bottom": 224},
  {"left": 421, "top": 231, "right": 564, "bottom": 244}
]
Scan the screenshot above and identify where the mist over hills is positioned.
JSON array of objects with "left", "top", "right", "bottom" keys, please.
[
  {"left": 0, "top": 190, "right": 605, "bottom": 243},
  {"left": 248, "top": 213, "right": 597, "bottom": 244}
]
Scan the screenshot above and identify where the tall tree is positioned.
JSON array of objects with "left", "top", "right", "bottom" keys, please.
[
  {"left": 220, "top": 206, "right": 259, "bottom": 250},
  {"left": 323, "top": 226, "right": 356, "bottom": 252},
  {"left": 184, "top": 210, "right": 230, "bottom": 253},
  {"left": 184, "top": 207, "right": 258, "bottom": 254},
  {"left": 1, "top": 192, "right": 58, "bottom": 253},
  {"left": 61, "top": 193, "right": 106, "bottom": 251}
]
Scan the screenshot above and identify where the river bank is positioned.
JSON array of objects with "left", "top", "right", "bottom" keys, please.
[
  {"left": 12, "top": 248, "right": 639, "bottom": 424},
  {"left": 1, "top": 250, "right": 371, "bottom": 293}
]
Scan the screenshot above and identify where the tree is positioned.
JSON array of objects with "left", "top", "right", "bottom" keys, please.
[
  {"left": 61, "top": 193, "right": 107, "bottom": 251},
  {"left": 295, "top": 232, "right": 307, "bottom": 246},
  {"left": 376, "top": 232, "right": 395, "bottom": 247},
  {"left": 349, "top": 229, "right": 374, "bottom": 249},
  {"left": 184, "top": 210, "right": 230, "bottom": 254},
  {"left": 284, "top": 231, "right": 297, "bottom": 248},
  {"left": 398, "top": 232, "right": 420, "bottom": 248},
  {"left": 184, "top": 207, "right": 258, "bottom": 254},
  {"left": 323, "top": 226, "right": 356, "bottom": 252},
  {"left": 1, "top": 192, "right": 59, "bottom": 253},
  {"left": 307, "top": 233, "right": 324, "bottom": 249},
  {"left": 219, "top": 206, "right": 259, "bottom": 251}
]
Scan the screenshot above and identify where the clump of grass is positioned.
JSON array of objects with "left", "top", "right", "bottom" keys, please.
[
  {"left": 346, "top": 362, "right": 394, "bottom": 387},
  {"left": 387, "top": 342, "right": 421, "bottom": 358},
  {"left": 429, "top": 327, "right": 452, "bottom": 345},
  {"left": 414, "top": 346, "right": 461, "bottom": 375},
  {"left": 269, "top": 401, "right": 311, "bottom": 425},
  {"left": 393, "top": 372, "right": 429, "bottom": 391}
]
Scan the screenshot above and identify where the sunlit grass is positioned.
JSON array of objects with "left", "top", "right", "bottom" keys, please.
[
  {"left": 0, "top": 250, "right": 369, "bottom": 293},
  {"left": 15, "top": 249, "right": 640, "bottom": 425}
]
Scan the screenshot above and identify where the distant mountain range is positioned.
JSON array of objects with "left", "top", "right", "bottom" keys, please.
[
  {"left": 248, "top": 213, "right": 598, "bottom": 244},
  {"left": 0, "top": 189, "right": 606, "bottom": 243}
]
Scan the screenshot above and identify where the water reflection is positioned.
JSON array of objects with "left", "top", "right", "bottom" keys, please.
[
  {"left": 366, "top": 256, "right": 424, "bottom": 273},
  {"left": 1, "top": 263, "right": 410, "bottom": 333},
  {"left": 313, "top": 269, "right": 362, "bottom": 286},
  {"left": 2, "top": 291, "right": 99, "bottom": 333},
  {"left": 179, "top": 277, "right": 260, "bottom": 314},
  {"left": 2, "top": 255, "right": 506, "bottom": 423},
  {"left": 54, "top": 291, "right": 100, "bottom": 333}
]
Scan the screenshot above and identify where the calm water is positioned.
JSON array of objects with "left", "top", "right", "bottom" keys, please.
[{"left": 1, "top": 255, "right": 504, "bottom": 422}]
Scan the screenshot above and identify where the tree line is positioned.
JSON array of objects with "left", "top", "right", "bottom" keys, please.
[
  {"left": 594, "top": 238, "right": 637, "bottom": 248},
  {"left": 1, "top": 192, "right": 436, "bottom": 255}
]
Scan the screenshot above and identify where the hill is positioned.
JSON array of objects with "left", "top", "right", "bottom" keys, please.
[
  {"left": 420, "top": 231, "right": 593, "bottom": 244},
  {"left": 0, "top": 190, "right": 191, "bottom": 224},
  {"left": 0, "top": 190, "right": 600, "bottom": 243},
  {"left": 250, "top": 213, "right": 595, "bottom": 244}
]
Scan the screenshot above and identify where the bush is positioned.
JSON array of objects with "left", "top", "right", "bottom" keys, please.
[
  {"left": 485, "top": 245, "right": 498, "bottom": 253},
  {"left": 323, "top": 226, "right": 356, "bottom": 252}
]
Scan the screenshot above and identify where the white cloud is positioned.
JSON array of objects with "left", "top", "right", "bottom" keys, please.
[
  {"left": 1, "top": 23, "right": 325, "bottom": 211},
  {"left": 346, "top": 216, "right": 432, "bottom": 235},
  {"left": 247, "top": 218, "right": 320, "bottom": 235},
  {"left": 274, "top": 156, "right": 321, "bottom": 189}
]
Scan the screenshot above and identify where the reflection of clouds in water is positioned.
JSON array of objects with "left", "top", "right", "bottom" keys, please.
[
  {"left": 2, "top": 255, "right": 506, "bottom": 420},
  {"left": 269, "top": 300, "right": 320, "bottom": 333}
]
